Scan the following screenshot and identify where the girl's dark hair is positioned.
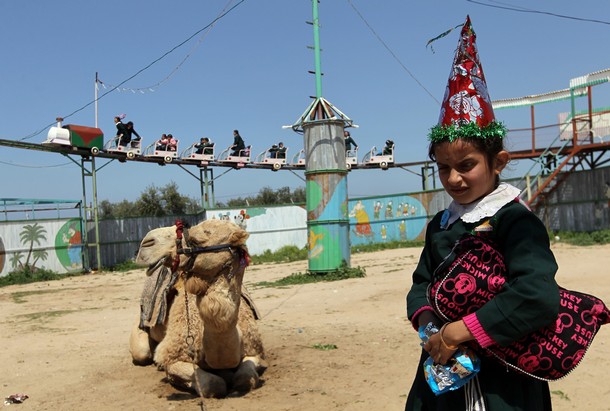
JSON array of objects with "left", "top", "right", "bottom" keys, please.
[{"left": 428, "top": 135, "right": 505, "bottom": 169}]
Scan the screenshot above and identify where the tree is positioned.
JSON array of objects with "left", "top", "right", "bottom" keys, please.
[
  {"left": 99, "top": 200, "right": 114, "bottom": 218},
  {"left": 114, "top": 200, "right": 140, "bottom": 217},
  {"left": 96, "top": 183, "right": 301, "bottom": 217},
  {"left": 160, "top": 182, "right": 189, "bottom": 215},
  {"left": 225, "top": 186, "right": 305, "bottom": 207},
  {"left": 135, "top": 185, "right": 165, "bottom": 217},
  {"left": 97, "top": 183, "right": 200, "bottom": 218}
]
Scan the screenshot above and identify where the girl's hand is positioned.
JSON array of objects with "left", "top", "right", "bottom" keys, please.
[
  {"left": 423, "top": 330, "right": 457, "bottom": 365},
  {"left": 423, "top": 321, "right": 473, "bottom": 365}
]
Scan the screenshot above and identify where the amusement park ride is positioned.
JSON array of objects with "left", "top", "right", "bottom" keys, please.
[
  {"left": 42, "top": 118, "right": 397, "bottom": 171},
  {"left": 2, "top": 87, "right": 609, "bottom": 215}
]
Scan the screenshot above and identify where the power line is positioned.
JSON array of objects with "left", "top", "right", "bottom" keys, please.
[
  {"left": 18, "top": 0, "right": 248, "bottom": 142},
  {"left": 346, "top": 0, "right": 440, "bottom": 105},
  {"left": 0, "top": 159, "right": 72, "bottom": 168},
  {"left": 97, "top": 0, "right": 237, "bottom": 94},
  {"left": 466, "top": 0, "right": 610, "bottom": 25}
]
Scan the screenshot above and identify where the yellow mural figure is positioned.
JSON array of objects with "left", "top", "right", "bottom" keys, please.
[
  {"left": 349, "top": 200, "right": 373, "bottom": 237},
  {"left": 399, "top": 220, "right": 407, "bottom": 240},
  {"left": 308, "top": 229, "right": 325, "bottom": 259}
]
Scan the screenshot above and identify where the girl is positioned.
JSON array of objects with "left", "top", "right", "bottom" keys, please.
[
  {"left": 406, "top": 16, "right": 559, "bottom": 410},
  {"left": 405, "top": 132, "right": 560, "bottom": 411}
]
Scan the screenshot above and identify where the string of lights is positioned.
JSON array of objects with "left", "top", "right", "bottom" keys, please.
[
  {"left": 18, "top": 0, "right": 247, "bottom": 142},
  {"left": 97, "top": 0, "right": 236, "bottom": 95}
]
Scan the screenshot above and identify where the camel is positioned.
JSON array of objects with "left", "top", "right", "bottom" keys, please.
[{"left": 128, "top": 219, "right": 266, "bottom": 398}]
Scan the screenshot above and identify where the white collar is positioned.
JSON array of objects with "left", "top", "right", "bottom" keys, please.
[{"left": 443, "top": 183, "right": 522, "bottom": 227}]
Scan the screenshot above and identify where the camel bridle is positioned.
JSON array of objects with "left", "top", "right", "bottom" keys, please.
[{"left": 172, "top": 220, "right": 249, "bottom": 280}]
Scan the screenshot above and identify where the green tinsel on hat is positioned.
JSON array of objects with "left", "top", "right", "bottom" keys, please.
[{"left": 429, "top": 121, "right": 507, "bottom": 143}]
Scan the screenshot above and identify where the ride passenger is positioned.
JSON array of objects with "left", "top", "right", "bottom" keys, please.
[
  {"left": 114, "top": 115, "right": 128, "bottom": 146},
  {"left": 156, "top": 134, "right": 168, "bottom": 150},
  {"left": 167, "top": 134, "right": 178, "bottom": 151},
  {"left": 231, "top": 129, "right": 246, "bottom": 156},
  {"left": 344, "top": 130, "right": 358, "bottom": 154},
  {"left": 268, "top": 142, "right": 286, "bottom": 159},
  {"left": 195, "top": 137, "right": 214, "bottom": 155},
  {"left": 123, "top": 121, "right": 141, "bottom": 147},
  {"left": 382, "top": 139, "right": 394, "bottom": 156}
]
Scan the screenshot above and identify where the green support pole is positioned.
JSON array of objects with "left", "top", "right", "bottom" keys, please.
[
  {"left": 312, "top": 0, "right": 322, "bottom": 98},
  {"left": 91, "top": 156, "right": 101, "bottom": 270}
]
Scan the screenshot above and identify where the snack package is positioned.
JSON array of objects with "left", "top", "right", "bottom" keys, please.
[{"left": 419, "top": 322, "right": 481, "bottom": 395}]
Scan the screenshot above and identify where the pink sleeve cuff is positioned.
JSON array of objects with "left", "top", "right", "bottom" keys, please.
[
  {"left": 463, "top": 313, "right": 496, "bottom": 348},
  {"left": 410, "top": 306, "right": 434, "bottom": 331}
]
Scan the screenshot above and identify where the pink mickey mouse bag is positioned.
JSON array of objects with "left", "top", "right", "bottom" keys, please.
[{"left": 429, "top": 234, "right": 610, "bottom": 381}]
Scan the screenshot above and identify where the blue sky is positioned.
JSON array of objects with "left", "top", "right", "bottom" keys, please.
[{"left": 1, "top": 0, "right": 609, "bottom": 205}]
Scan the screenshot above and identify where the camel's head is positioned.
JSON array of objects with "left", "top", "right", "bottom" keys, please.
[{"left": 136, "top": 219, "right": 249, "bottom": 294}]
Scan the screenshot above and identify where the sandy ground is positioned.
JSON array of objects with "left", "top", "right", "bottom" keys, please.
[{"left": 0, "top": 243, "right": 609, "bottom": 411}]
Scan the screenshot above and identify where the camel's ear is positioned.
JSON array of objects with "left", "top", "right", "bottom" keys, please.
[{"left": 229, "top": 228, "right": 249, "bottom": 245}]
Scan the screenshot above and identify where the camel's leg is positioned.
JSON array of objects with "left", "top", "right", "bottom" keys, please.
[
  {"left": 203, "top": 328, "right": 242, "bottom": 369},
  {"left": 129, "top": 323, "right": 154, "bottom": 365},
  {"left": 154, "top": 286, "right": 204, "bottom": 369},
  {"left": 198, "top": 280, "right": 243, "bottom": 369},
  {"left": 231, "top": 356, "right": 267, "bottom": 393},
  {"left": 165, "top": 361, "right": 227, "bottom": 398}
]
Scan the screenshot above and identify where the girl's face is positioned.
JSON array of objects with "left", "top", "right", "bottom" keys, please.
[{"left": 434, "top": 139, "right": 508, "bottom": 205}]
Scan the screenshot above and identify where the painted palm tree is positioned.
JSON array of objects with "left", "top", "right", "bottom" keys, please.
[
  {"left": 19, "top": 223, "right": 47, "bottom": 270},
  {"left": 9, "top": 251, "right": 24, "bottom": 270},
  {"left": 31, "top": 249, "right": 49, "bottom": 269}
]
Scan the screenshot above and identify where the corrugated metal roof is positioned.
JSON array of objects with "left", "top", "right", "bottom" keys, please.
[
  {"left": 0, "top": 198, "right": 80, "bottom": 207},
  {"left": 569, "top": 68, "right": 610, "bottom": 89},
  {"left": 492, "top": 67, "right": 610, "bottom": 110},
  {"left": 493, "top": 88, "right": 588, "bottom": 110}
]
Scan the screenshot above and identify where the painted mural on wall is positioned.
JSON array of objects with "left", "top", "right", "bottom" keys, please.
[
  {"left": 0, "top": 219, "right": 83, "bottom": 277},
  {"left": 207, "top": 193, "right": 430, "bottom": 258},
  {"left": 0, "top": 237, "right": 5, "bottom": 273},
  {"left": 306, "top": 173, "right": 350, "bottom": 270},
  {"left": 208, "top": 205, "right": 308, "bottom": 256},
  {"left": 56, "top": 220, "right": 83, "bottom": 271},
  {"left": 306, "top": 174, "right": 348, "bottom": 221},
  {"left": 347, "top": 195, "right": 428, "bottom": 246},
  {"left": 11, "top": 222, "right": 49, "bottom": 272}
]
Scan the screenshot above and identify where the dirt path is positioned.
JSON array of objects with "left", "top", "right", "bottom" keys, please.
[{"left": 0, "top": 244, "right": 608, "bottom": 410}]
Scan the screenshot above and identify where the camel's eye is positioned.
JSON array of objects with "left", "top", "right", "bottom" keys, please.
[
  {"left": 195, "top": 230, "right": 213, "bottom": 245},
  {"left": 141, "top": 238, "right": 156, "bottom": 247}
]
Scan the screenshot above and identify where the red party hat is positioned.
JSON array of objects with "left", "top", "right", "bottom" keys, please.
[{"left": 429, "top": 16, "right": 505, "bottom": 143}]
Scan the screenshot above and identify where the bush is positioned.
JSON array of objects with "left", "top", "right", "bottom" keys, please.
[
  {"left": 351, "top": 239, "right": 425, "bottom": 253},
  {"left": 250, "top": 245, "right": 308, "bottom": 264},
  {"left": 250, "top": 240, "right": 424, "bottom": 265},
  {"left": 254, "top": 263, "right": 366, "bottom": 287},
  {"left": 106, "top": 260, "right": 142, "bottom": 272},
  {"left": 554, "top": 230, "right": 610, "bottom": 246},
  {"left": 0, "top": 267, "right": 67, "bottom": 287}
]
